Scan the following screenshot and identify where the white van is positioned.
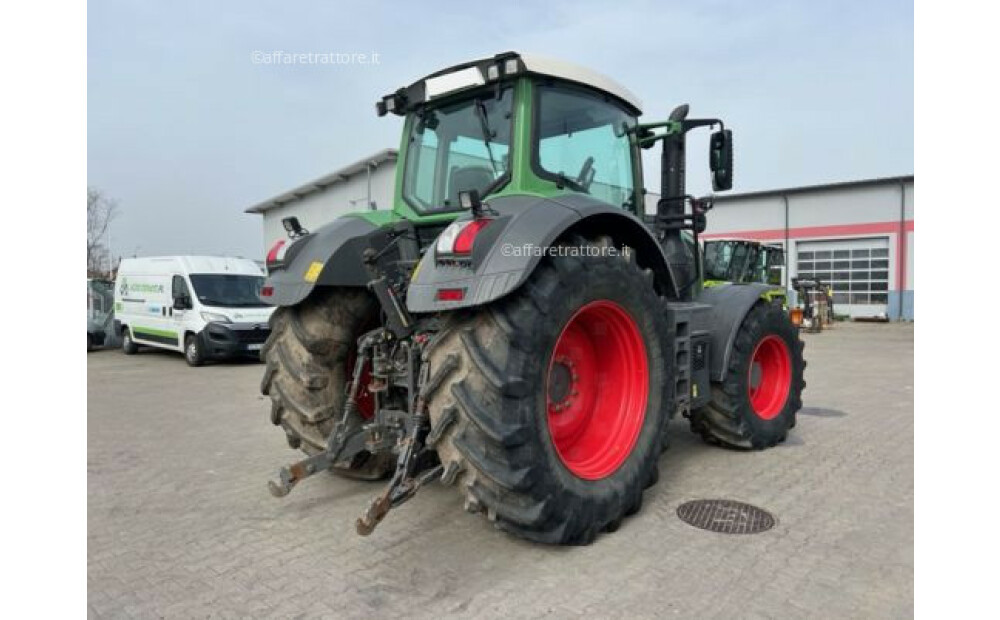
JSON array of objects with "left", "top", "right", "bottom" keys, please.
[{"left": 114, "top": 256, "right": 275, "bottom": 366}]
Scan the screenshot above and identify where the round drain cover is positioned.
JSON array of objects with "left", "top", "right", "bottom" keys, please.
[{"left": 676, "top": 499, "right": 775, "bottom": 534}]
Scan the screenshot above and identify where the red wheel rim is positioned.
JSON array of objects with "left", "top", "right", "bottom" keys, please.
[
  {"left": 546, "top": 300, "right": 649, "bottom": 480},
  {"left": 346, "top": 349, "right": 375, "bottom": 420},
  {"left": 747, "top": 335, "right": 792, "bottom": 420}
]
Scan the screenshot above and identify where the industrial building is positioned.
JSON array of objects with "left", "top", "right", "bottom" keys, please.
[
  {"left": 701, "top": 175, "right": 914, "bottom": 320},
  {"left": 247, "top": 153, "right": 913, "bottom": 321},
  {"left": 245, "top": 149, "right": 397, "bottom": 250}
]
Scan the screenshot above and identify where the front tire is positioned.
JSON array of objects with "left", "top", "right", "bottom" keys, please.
[
  {"left": 425, "top": 237, "right": 674, "bottom": 544},
  {"left": 691, "top": 301, "right": 805, "bottom": 449},
  {"left": 184, "top": 334, "right": 205, "bottom": 367}
]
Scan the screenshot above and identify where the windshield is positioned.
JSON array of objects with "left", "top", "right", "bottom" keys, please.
[
  {"left": 402, "top": 86, "right": 514, "bottom": 212},
  {"left": 704, "top": 241, "right": 743, "bottom": 281},
  {"left": 189, "top": 274, "right": 267, "bottom": 308}
]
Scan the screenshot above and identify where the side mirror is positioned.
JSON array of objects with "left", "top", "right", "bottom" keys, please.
[
  {"left": 709, "top": 129, "right": 733, "bottom": 191},
  {"left": 173, "top": 295, "right": 191, "bottom": 310}
]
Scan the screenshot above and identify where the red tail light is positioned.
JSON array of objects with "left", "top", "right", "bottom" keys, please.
[
  {"left": 453, "top": 219, "right": 491, "bottom": 254},
  {"left": 436, "top": 288, "right": 466, "bottom": 302},
  {"left": 261, "top": 286, "right": 274, "bottom": 297},
  {"left": 437, "top": 218, "right": 493, "bottom": 257},
  {"left": 266, "top": 239, "right": 287, "bottom": 264}
]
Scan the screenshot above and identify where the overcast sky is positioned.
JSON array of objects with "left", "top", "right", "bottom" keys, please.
[{"left": 88, "top": 0, "right": 913, "bottom": 259}]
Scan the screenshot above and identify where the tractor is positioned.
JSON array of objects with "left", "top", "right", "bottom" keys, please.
[
  {"left": 703, "top": 238, "right": 787, "bottom": 306},
  {"left": 260, "top": 52, "right": 805, "bottom": 544}
]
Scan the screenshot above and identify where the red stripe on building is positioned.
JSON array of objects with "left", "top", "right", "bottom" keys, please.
[
  {"left": 701, "top": 219, "right": 914, "bottom": 241},
  {"left": 702, "top": 219, "right": 915, "bottom": 289}
]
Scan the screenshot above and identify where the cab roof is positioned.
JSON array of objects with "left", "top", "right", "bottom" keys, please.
[{"left": 379, "top": 51, "right": 643, "bottom": 116}]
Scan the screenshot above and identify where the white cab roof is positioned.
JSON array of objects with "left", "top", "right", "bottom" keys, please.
[{"left": 518, "top": 53, "right": 643, "bottom": 114}]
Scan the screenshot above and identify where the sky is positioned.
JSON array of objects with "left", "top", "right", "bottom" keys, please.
[{"left": 87, "top": 0, "right": 913, "bottom": 259}]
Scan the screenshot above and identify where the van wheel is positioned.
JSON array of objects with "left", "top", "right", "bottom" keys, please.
[
  {"left": 122, "top": 328, "right": 138, "bottom": 355},
  {"left": 184, "top": 334, "right": 205, "bottom": 367}
]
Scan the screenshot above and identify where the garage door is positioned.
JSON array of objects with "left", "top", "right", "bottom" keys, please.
[{"left": 796, "top": 238, "right": 890, "bottom": 317}]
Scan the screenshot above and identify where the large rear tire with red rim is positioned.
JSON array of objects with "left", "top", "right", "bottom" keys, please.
[
  {"left": 691, "top": 301, "right": 805, "bottom": 449},
  {"left": 260, "top": 287, "right": 394, "bottom": 480},
  {"left": 425, "top": 236, "right": 674, "bottom": 544}
]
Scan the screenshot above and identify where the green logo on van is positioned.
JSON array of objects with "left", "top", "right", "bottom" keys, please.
[{"left": 119, "top": 278, "right": 164, "bottom": 297}]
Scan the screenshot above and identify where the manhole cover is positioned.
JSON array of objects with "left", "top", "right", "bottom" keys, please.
[{"left": 676, "top": 499, "right": 775, "bottom": 534}]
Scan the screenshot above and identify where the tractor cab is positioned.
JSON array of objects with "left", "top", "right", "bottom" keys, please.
[
  {"left": 377, "top": 52, "right": 646, "bottom": 218},
  {"left": 704, "top": 238, "right": 785, "bottom": 286}
]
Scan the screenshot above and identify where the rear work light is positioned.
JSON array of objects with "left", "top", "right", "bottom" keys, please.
[{"left": 436, "top": 219, "right": 492, "bottom": 257}]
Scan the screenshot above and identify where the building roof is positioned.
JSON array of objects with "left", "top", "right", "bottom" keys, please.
[
  {"left": 713, "top": 175, "right": 913, "bottom": 202},
  {"left": 245, "top": 148, "right": 397, "bottom": 214}
]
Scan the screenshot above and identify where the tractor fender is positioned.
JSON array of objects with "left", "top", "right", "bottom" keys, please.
[
  {"left": 262, "top": 215, "right": 378, "bottom": 306},
  {"left": 697, "top": 282, "right": 776, "bottom": 381},
  {"left": 406, "top": 193, "right": 675, "bottom": 313}
]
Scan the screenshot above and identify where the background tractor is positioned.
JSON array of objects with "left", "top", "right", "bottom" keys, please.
[
  {"left": 703, "top": 238, "right": 787, "bottom": 306},
  {"left": 259, "top": 52, "right": 805, "bottom": 544}
]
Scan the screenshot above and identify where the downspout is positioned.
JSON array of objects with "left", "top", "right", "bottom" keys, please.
[
  {"left": 367, "top": 161, "right": 376, "bottom": 210},
  {"left": 898, "top": 180, "right": 906, "bottom": 320},
  {"left": 783, "top": 194, "right": 790, "bottom": 296}
]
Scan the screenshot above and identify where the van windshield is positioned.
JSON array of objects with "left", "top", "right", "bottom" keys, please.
[{"left": 189, "top": 274, "right": 268, "bottom": 308}]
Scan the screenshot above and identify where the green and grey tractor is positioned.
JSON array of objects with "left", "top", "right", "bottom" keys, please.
[
  {"left": 703, "top": 238, "right": 787, "bottom": 306},
  {"left": 260, "top": 52, "right": 806, "bottom": 544}
]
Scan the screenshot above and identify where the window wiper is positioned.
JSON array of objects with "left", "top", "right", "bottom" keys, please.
[
  {"left": 474, "top": 99, "right": 500, "bottom": 177},
  {"left": 554, "top": 172, "right": 589, "bottom": 194}
]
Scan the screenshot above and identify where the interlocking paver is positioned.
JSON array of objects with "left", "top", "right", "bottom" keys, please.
[{"left": 88, "top": 323, "right": 913, "bottom": 618}]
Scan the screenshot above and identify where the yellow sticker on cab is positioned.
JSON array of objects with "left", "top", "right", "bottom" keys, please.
[{"left": 304, "top": 261, "right": 324, "bottom": 283}]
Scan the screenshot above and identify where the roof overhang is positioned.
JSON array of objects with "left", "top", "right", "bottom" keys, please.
[
  {"left": 245, "top": 148, "right": 397, "bottom": 214},
  {"left": 712, "top": 175, "right": 914, "bottom": 203}
]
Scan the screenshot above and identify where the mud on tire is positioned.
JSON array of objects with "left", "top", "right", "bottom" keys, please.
[
  {"left": 260, "top": 287, "right": 394, "bottom": 480},
  {"left": 690, "top": 300, "right": 806, "bottom": 449},
  {"left": 424, "top": 236, "right": 674, "bottom": 544}
]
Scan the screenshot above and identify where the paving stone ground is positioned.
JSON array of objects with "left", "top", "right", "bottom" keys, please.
[{"left": 88, "top": 322, "right": 913, "bottom": 619}]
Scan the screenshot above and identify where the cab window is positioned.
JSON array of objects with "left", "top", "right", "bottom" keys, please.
[
  {"left": 172, "top": 275, "right": 190, "bottom": 300},
  {"left": 403, "top": 87, "right": 514, "bottom": 212},
  {"left": 533, "top": 83, "right": 637, "bottom": 209}
]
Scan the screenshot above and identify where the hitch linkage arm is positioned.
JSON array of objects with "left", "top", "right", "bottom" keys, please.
[
  {"left": 266, "top": 333, "right": 378, "bottom": 498},
  {"left": 356, "top": 344, "right": 443, "bottom": 536}
]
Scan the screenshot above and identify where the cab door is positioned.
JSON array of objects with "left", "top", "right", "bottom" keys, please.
[{"left": 170, "top": 274, "right": 194, "bottom": 349}]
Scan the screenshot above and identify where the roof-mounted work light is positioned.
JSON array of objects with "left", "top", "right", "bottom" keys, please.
[
  {"left": 282, "top": 216, "right": 308, "bottom": 239},
  {"left": 376, "top": 91, "right": 408, "bottom": 117}
]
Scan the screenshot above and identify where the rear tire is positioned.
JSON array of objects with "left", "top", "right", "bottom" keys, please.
[
  {"left": 121, "top": 328, "right": 138, "bottom": 355},
  {"left": 425, "top": 236, "right": 674, "bottom": 544},
  {"left": 260, "top": 287, "right": 394, "bottom": 480},
  {"left": 691, "top": 301, "right": 805, "bottom": 449}
]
